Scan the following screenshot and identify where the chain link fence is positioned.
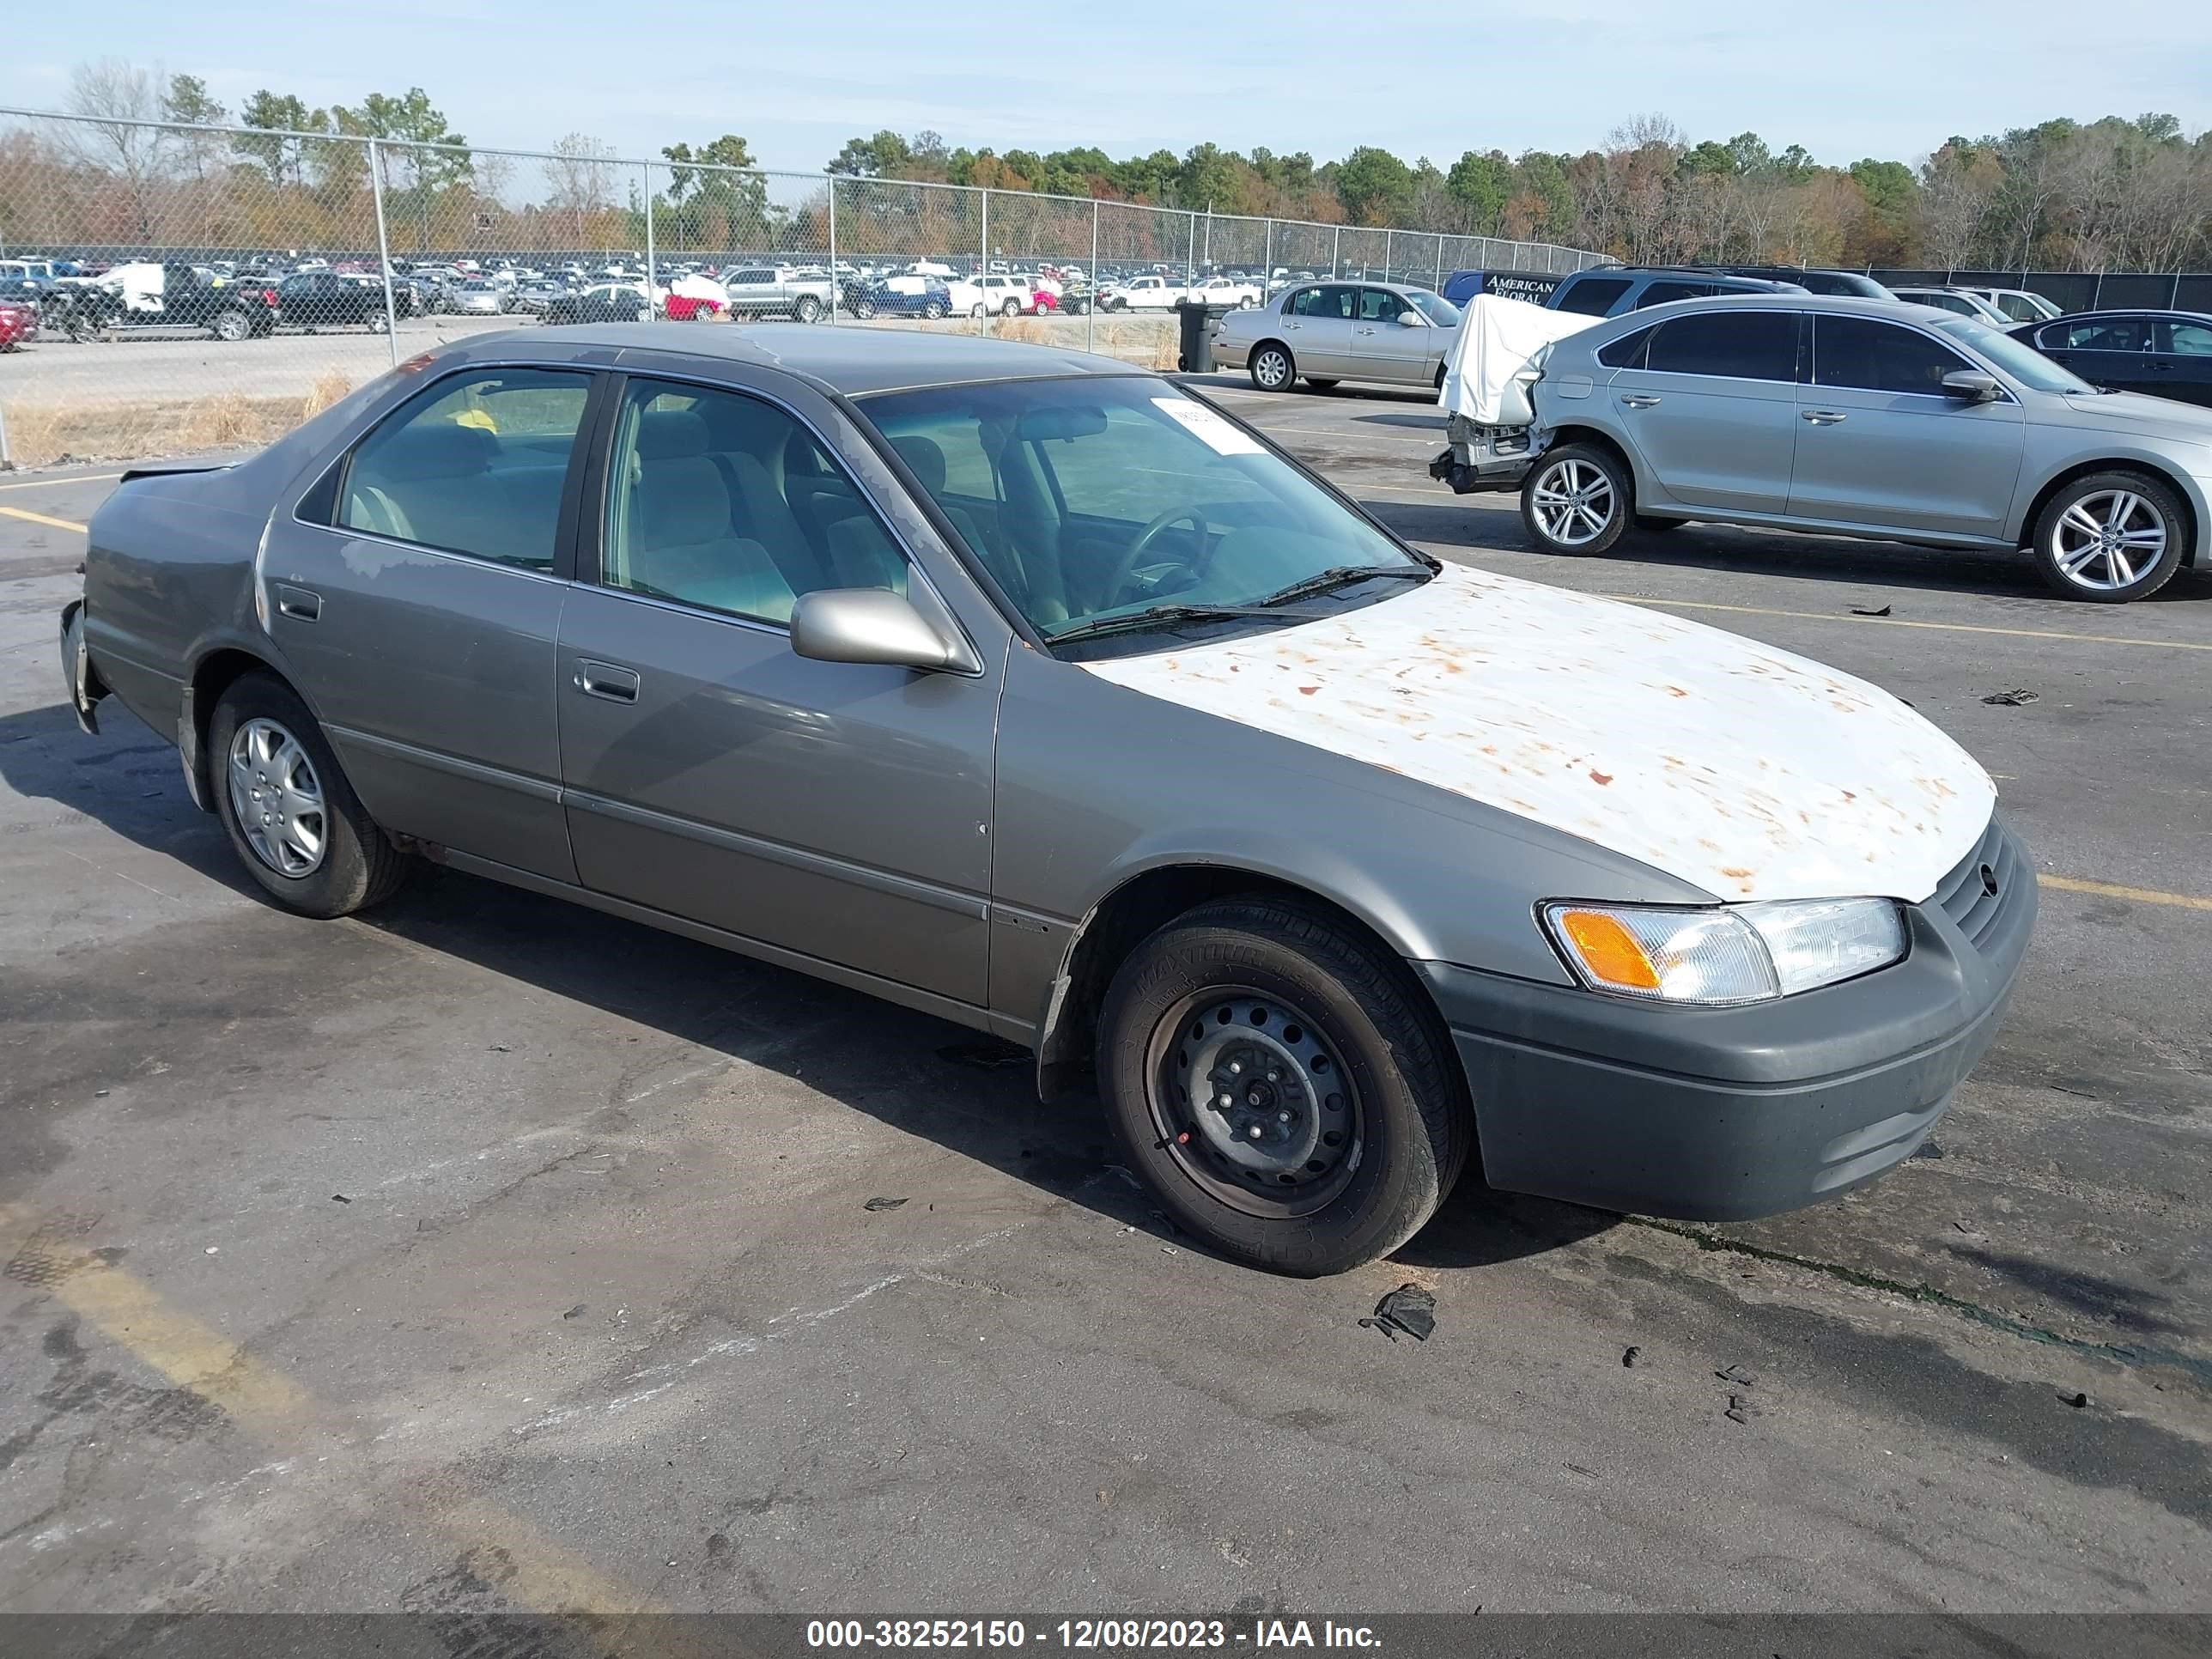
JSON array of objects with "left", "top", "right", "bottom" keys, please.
[{"left": 0, "top": 106, "right": 1601, "bottom": 468}]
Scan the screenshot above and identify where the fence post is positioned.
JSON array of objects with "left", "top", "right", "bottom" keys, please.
[
  {"left": 1089, "top": 198, "right": 1099, "bottom": 356},
  {"left": 978, "top": 187, "right": 988, "bottom": 337},
  {"left": 642, "top": 161, "right": 656, "bottom": 316},
  {"left": 1383, "top": 228, "right": 1392, "bottom": 283},
  {"left": 368, "top": 139, "right": 399, "bottom": 367},
  {"left": 1332, "top": 225, "right": 1341, "bottom": 279},
  {"left": 1434, "top": 239, "right": 1443, "bottom": 293},
  {"left": 1263, "top": 220, "right": 1274, "bottom": 291},
  {"left": 827, "top": 176, "right": 838, "bottom": 325},
  {"left": 1187, "top": 212, "right": 1196, "bottom": 292}
]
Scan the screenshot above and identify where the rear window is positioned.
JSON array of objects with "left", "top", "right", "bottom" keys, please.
[
  {"left": 1596, "top": 325, "right": 1654, "bottom": 369},
  {"left": 1634, "top": 281, "right": 1717, "bottom": 308}
]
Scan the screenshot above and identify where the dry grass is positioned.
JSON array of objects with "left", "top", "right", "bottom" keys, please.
[{"left": 0, "top": 380, "right": 366, "bottom": 470}]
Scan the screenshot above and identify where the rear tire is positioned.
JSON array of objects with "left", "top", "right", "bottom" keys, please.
[
  {"left": 1097, "top": 896, "right": 1471, "bottom": 1276},
  {"left": 210, "top": 673, "right": 408, "bottom": 919},
  {"left": 1522, "top": 441, "right": 1631, "bottom": 557},
  {"left": 1000, "top": 298, "right": 1021, "bottom": 317},
  {"left": 793, "top": 295, "right": 823, "bottom": 324},
  {"left": 2029, "top": 471, "right": 2186, "bottom": 603},
  {"left": 212, "top": 311, "right": 249, "bottom": 343},
  {"left": 1250, "top": 343, "right": 1296, "bottom": 392}
]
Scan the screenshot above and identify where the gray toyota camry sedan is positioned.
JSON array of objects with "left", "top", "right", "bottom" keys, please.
[{"left": 59, "top": 325, "right": 2033, "bottom": 1274}]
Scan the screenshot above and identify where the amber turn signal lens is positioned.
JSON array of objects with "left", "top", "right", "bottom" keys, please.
[{"left": 1553, "top": 908, "right": 1662, "bottom": 991}]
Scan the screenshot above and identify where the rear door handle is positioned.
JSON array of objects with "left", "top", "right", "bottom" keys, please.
[
  {"left": 1802, "top": 410, "right": 1848, "bottom": 425},
  {"left": 1619, "top": 393, "right": 1661, "bottom": 408},
  {"left": 274, "top": 584, "right": 321, "bottom": 622},
  {"left": 574, "top": 660, "right": 641, "bottom": 703}
]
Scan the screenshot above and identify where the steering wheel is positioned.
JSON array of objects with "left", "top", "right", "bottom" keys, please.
[{"left": 1100, "top": 506, "right": 1212, "bottom": 609}]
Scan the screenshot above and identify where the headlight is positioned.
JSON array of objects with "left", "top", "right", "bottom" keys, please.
[{"left": 1540, "top": 898, "right": 1907, "bottom": 1005}]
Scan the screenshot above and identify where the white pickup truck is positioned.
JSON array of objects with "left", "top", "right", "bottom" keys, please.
[{"left": 1100, "top": 273, "right": 1261, "bottom": 312}]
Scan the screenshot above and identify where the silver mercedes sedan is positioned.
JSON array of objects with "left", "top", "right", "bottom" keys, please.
[
  {"left": 1213, "top": 279, "right": 1461, "bottom": 393},
  {"left": 58, "top": 326, "right": 2031, "bottom": 1275}
]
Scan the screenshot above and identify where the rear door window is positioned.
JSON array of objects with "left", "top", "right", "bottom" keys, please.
[
  {"left": 1644, "top": 311, "right": 1799, "bottom": 380},
  {"left": 2161, "top": 320, "right": 2212, "bottom": 356},
  {"left": 338, "top": 368, "right": 592, "bottom": 568},
  {"left": 1813, "top": 316, "right": 1973, "bottom": 395},
  {"left": 1553, "top": 276, "right": 1631, "bottom": 316},
  {"left": 2064, "top": 317, "right": 2151, "bottom": 352}
]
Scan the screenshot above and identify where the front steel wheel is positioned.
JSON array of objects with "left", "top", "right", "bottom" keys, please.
[
  {"left": 1098, "top": 896, "right": 1472, "bottom": 1276},
  {"left": 1146, "top": 990, "right": 1364, "bottom": 1218},
  {"left": 2032, "top": 473, "right": 2185, "bottom": 602}
]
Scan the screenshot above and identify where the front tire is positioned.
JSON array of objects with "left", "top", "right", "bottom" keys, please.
[
  {"left": 1249, "top": 342, "right": 1296, "bottom": 392},
  {"left": 2030, "top": 471, "right": 2186, "bottom": 602},
  {"left": 1097, "top": 896, "right": 1472, "bottom": 1276},
  {"left": 210, "top": 673, "right": 408, "bottom": 919},
  {"left": 922, "top": 301, "right": 945, "bottom": 319},
  {"left": 212, "top": 311, "right": 249, "bottom": 343},
  {"left": 1522, "top": 441, "right": 1630, "bottom": 556},
  {"left": 793, "top": 295, "right": 823, "bottom": 324},
  {"left": 1000, "top": 298, "right": 1021, "bottom": 317}
]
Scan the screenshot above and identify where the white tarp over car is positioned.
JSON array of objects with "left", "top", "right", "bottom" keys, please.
[
  {"left": 1437, "top": 294, "right": 1602, "bottom": 425},
  {"left": 671, "top": 274, "right": 731, "bottom": 305}
]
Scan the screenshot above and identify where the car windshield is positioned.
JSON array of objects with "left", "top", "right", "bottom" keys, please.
[
  {"left": 1407, "top": 291, "right": 1461, "bottom": 326},
  {"left": 1930, "top": 316, "right": 2099, "bottom": 394},
  {"left": 858, "top": 376, "right": 1430, "bottom": 652}
]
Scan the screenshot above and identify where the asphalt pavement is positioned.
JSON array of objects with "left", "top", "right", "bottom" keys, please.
[{"left": 1, "top": 380, "right": 2207, "bottom": 1620}]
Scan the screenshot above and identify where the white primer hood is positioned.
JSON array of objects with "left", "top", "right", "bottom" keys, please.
[{"left": 1079, "top": 564, "right": 1996, "bottom": 904}]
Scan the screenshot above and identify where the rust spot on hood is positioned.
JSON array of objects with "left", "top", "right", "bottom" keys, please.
[
  {"left": 1589, "top": 769, "right": 1613, "bottom": 786},
  {"left": 1298, "top": 685, "right": 1322, "bottom": 696}
]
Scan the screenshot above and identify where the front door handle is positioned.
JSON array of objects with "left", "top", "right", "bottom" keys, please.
[
  {"left": 274, "top": 584, "right": 321, "bottom": 622},
  {"left": 1801, "top": 410, "right": 1848, "bottom": 425},
  {"left": 1619, "top": 393, "right": 1662, "bottom": 409},
  {"left": 574, "top": 660, "right": 641, "bottom": 703},
  {"left": 1356, "top": 325, "right": 1376, "bottom": 335}
]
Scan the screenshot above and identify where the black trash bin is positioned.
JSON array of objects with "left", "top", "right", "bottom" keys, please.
[{"left": 1175, "top": 299, "right": 1231, "bottom": 372}]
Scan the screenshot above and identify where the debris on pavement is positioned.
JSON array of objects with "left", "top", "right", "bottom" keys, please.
[
  {"left": 1622, "top": 1346, "right": 1642, "bottom": 1368},
  {"left": 562, "top": 1304, "right": 587, "bottom": 1320},
  {"left": 1911, "top": 1139, "right": 1945, "bottom": 1160},
  {"left": 863, "top": 1196, "right": 909, "bottom": 1212},
  {"left": 1715, "top": 1362, "right": 1759, "bottom": 1385},
  {"left": 936, "top": 1041, "right": 1029, "bottom": 1071},
  {"left": 1850, "top": 604, "right": 1892, "bottom": 617},
  {"left": 331, "top": 1194, "right": 351, "bottom": 1204},
  {"left": 1724, "top": 1393, "right": 1760, "bottom": 1425},
  {"left": 1981, "top": 689, "right": 2039, "bottom": 706},
  {"left": 1359, "top": 1283, "right": 1437, "bottom": 1343},
  {"left": 2063, "top": 1390, "right": 2090, "bottom": 1409}
]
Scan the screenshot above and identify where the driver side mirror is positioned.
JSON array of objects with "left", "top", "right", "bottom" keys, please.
[
  {"left": 790, "top": 588, "right": 978, "bottom": 674},
  {"left": 1395, "top": 309, "right": 1427, "bottom": 326},
  {"left": 1941, "top": 369, "right": 2002, "bottom": 402}
]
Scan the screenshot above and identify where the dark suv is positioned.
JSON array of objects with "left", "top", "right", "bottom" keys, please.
[
  {"left": 1545, "top": 266, "right": 1806, "bottom": 318},
  {"left": 1721, "top": 264, "right": 1891, "bottom": 299}
]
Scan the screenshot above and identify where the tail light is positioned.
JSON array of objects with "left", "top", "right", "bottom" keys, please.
[{"left": 262, "top": 289, "right": 277, "bottom": 306}]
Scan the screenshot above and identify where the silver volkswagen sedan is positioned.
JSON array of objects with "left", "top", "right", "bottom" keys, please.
[
  {"left": 1500, "top": 295, "right": 2212, "bottom": 602},
  {"left": 1214, "top": 279, "right": 1460, "bottom": 393},
  {"left": 59, "top": 326, "right": 2032, "bottom": 1274}
]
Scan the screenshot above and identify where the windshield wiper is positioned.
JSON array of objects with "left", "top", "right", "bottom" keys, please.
[
  {"left": 1046, "top": 602, "right": 1319, "bottom": 647},
  {"left": 1253, "top": 563, "right": 1430, "bottom": 608}
]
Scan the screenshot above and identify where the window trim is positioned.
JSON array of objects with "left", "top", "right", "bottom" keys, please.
[
  {"left": 1808, "top": 313, "right": 2008, "bottom": 401},
  {"left": 576, "top": 365, "right": 982, "bottom": 672},
  {"left": 305, "top": 361, "right": 603, "bottom": 581}
]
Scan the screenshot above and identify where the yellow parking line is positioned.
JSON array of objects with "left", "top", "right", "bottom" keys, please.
[
  {"left": 0, "top": 471, "right": 121, "bottom": 491},
  {"left": 0, "top": 503, "right": 88, "bottom": 532},
  {"left": 0, "top": 1203, "right": 682, "bottom": 1630},
  {"left": 1602, "top": 593, "right": 2212, "bottom": 654},
  {"left": 2040, "top": 874, "right": 2212, "bottom": 912}
]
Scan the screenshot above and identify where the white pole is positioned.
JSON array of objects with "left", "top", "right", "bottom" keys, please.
[
  {"left": 1089, "top": 198, "right": 1099, "bottom": 356},
  {"left": 368, "top": 139, "right": 399, "bottom": 367},
  {"left": 1384, "top": 227, "right": 1392, "bottom": 283},
  {"left": 1263, "top": 220, "right": 1273, "bottom": 293},
  {"left": 828, "top": 177, "right": 839, "bottom": 325},
  {"left": 1332, "top": 225, "right": 1341, "bottom": 279},
  {"left": 978, "top": 188, "right": 988, "bottom": 336},
  {"left": 642, "top": 161, "right": 656, "bottom": 317}
]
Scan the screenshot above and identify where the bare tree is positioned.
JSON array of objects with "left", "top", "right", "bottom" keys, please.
[
  {"left": 65, "top": 58, "right": 174, "bottom": 240},
  {"left": 544, "top": 132, "right": 619, "bottom": 246}
]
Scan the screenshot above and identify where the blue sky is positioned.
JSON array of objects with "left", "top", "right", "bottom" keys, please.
[{"left": 3, "top": 2, "right": 2208, "bottom": 174}]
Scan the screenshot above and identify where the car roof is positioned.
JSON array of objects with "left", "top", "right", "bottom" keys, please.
[
  {"left": 498, "top": 320, "right": 1146, "bottom": 396},
  {"left": 1582, "top": 293, "right": 1994, "bottom": 325},
  {"left": 2019, "top": 307, "right": 2212, "bottom": 321}
]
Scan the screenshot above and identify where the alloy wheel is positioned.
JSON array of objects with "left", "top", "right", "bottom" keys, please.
[
  {"left": 1254, "top": 348, "right": 1291, "bottom": 390},
  {"left": 2048, "top": 489, "right": 2167, "bottom": 592},
  {"left": 1529, "top": 457, "right": 1617, "bottom": 547}
]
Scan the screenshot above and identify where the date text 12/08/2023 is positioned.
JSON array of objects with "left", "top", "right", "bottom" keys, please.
[{"left": 805, "top": 1620, "right": 1382, "bottom": 1650}]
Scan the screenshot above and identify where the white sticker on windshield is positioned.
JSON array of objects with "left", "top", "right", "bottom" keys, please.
[{"left": 1152, "top": 397, "right": 1265, "bottom": 456}]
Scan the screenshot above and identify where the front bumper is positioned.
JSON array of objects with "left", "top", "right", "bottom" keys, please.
[{"left": 1419, "top": 817, "right": 2036, "bottom": 1221}]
